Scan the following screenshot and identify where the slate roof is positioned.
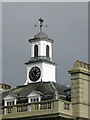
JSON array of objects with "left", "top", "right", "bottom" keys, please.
[{"left": 2, "top": 82, "right": 71, "bottom": 103}]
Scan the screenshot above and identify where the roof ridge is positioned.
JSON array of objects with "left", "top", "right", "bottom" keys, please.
[{"left": 49, "top": 82, "right": 56, "bottom": 92}]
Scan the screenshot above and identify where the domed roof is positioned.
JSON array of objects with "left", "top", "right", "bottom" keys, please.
[
  {"left": 28, "top": 32, "right": 54, "bottom": 43},
  {"left": 34, "top": 32, "right": 49, "bottom": 39}
]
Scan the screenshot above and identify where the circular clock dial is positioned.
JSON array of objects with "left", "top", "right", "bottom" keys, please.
[{"left": 29, "top": 66, "right": 41, "bottom": 81}]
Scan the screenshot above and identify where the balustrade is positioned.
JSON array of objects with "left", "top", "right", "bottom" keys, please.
[
  {"left": 3, "top": 101, "right": 53, "bottom": 114},
  {"left": 3, "top": 106, "right": 13, "bottom": 114},
  {"left": 35, "top": 102, "right": 51, "bottom": 110},
  {"left": 2, "top": 99, "right": 71, "bottom": 116},
  {"left": 17, "top": 105, "right": 28, "bottom": 113}
]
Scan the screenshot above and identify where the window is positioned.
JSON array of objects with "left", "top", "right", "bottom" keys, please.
[
  {"left": 4, "top": 95, "right": 16, "bottom": 106},
  {"left": 27, "top": 91, "right": 41, "bottom": 104},
  {"left": 34, "top": 45, "right": 38, "bottom": 57},
  {"left": 31, "top": 98, "right": 39, "bottom": 103},
  {"left": 46, "top": 45, "right": 49, "bottom": 57},
  {"left": 7, "top": 101, "right": 14, "bottom": 106}
]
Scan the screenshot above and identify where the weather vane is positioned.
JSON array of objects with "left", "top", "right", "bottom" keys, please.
[{"left": 35, "top": 18, "right": 47, "bottom": 32}]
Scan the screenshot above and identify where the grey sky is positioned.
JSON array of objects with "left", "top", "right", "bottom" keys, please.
[
  {"left": 2, "top": 2, "right": 88, "bottom": 88},
  {"left": 0, "top": 2, "right": 2, "bottom": 84}
]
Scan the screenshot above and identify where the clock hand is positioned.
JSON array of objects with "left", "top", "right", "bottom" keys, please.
[
  {"left": 32, "top": 72, "right": 35, "bottom": 77},
  {"left": 32, "top": 72, "right": 37, "bottom": 79}
]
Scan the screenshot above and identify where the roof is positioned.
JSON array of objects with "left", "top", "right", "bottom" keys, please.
[
  {"left": 34, "top": 32, "right": 49, "bottom": 39},
  {"left": 2, "top": 82, "right": 69, "bottom": 100},
  {"left": 28, "top": 32, "right": 54, "bottom": 43},
  {"left": 25, "top": 59, "right": 56, "bottom": 65}
]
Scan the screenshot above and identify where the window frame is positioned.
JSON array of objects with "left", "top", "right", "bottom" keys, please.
[
  {"left": 34, "top": 45, "right": 38, "bottom": 57},
  {"left": 46, "top": 45, "right": 49, "bottom": 57}
]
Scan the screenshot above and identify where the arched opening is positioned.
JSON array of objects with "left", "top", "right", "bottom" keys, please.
[
  {"left": 46, "top": 45, "right": 49, "bottom": 57},
  {"left": 34, "top": 45, "right": 38, "bottom": 57}
]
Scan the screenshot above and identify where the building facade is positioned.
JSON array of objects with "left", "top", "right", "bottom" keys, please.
[{"left": 1, "top": 19, "right": 90, "bottom": 120}]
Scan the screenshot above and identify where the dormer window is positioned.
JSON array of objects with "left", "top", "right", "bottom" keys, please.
[
  {"left": 4, "top": 95, "right": 17, "bottom": 106},
  {"left": 27, "top": 91, "right": 43, "bottom": 103}
]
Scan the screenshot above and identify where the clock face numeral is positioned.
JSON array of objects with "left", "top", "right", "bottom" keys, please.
[{"left": 29, "top": 67, "right": 41, "bottom": 81}]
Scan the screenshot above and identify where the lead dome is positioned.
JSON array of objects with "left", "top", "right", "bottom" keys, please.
[{"left": 34, "top": 32, "right": 49, "bottom": 39}]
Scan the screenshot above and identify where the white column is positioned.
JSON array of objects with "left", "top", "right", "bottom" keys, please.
[
  {"left": 28, "top": 98, "right": 31, "bottom": 103},
  {"left": 38, "top": 97, "right": 41, "bottom": 110},
  {"left": 39, "top": 97, "right": 41, "bottom": 102},
  {"left": 28, "top": 98, "right": 31, "bottom": 111},
  {"left": 4, "top": 101, "right": 7, "bottom": 114},
  {"left": 39, "top": 43, "right": 41, "bottom": 56},
  {"left": 50, "top": 44, "right": 52, "bottom": 59},
  {"left": 31, "top": 44, "right": 34, "bottom": 57},
  {"left": 5, "top": 101, "right": 7, "bottom": 106},
  {"left": 14, "top": 99, "right": 17, "bottom": 105}
]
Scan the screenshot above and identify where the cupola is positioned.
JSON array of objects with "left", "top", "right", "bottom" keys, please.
[{"left": 25, "top": 18, "right": 56, "bottom": 84}]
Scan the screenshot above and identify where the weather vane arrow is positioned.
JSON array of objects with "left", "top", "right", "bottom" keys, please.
[{"left": 35, "top": 18, "right": 47, "bottom": 32}]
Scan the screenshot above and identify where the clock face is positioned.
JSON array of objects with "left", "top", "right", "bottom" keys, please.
[{"left": 29, "top": 66, "right": 41, "bottom": 81}]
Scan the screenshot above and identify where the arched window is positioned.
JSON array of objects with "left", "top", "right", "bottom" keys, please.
[
  {"left": 34, "top": 45, "right": 38, "bottom": 57},
  {"left": 46, "top": 45, "right": 49, "bottom": 57}
]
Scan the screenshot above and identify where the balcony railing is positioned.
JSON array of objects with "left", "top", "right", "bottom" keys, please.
[
  {"left": 3, "top": 101, "right": 52, "bottom": 114},
  {"left": 2, "top": 99, "right": 73, "bottom": 120},
  {"left": 31, "top": 56, "right": 52, "bottom": 61}
]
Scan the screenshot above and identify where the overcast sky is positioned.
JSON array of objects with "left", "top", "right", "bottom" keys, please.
[{"left": 2, "top": 2, "right": 88, "bottom": 88}]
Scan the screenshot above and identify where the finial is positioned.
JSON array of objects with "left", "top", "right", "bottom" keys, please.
[
  {"left": 39, "top": 18, "right": 44, "bottom": 32},
  {"left": 35, "top": 18, "right": 47, "bottom": 32}
]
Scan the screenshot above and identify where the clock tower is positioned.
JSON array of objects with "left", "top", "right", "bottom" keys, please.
[{"left": 25, "top": 18, "right": 56, "bottom": 85}]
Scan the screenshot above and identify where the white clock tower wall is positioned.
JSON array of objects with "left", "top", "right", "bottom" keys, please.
[
  {"left": 42, "top": 62, "right": 56, "bottom": 82},
  {"left": 26, "top": 62, "right": 56, "bottom": 83}
]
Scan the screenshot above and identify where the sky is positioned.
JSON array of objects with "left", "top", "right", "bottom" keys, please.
[
  {"left": 2, "top": 2, "right": 88, "bottom": 88},
  {"left": 0, "top": 2, "right": 2, "bottom": 86},
  {"left": 0, "top": 0, "right": 89, "bottom": 2}
]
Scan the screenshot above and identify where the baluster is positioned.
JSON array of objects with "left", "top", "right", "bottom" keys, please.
[
  {"left": 28, "top": 104, "right": 31, "bottom": 111},
  {"left": 12, "top": 106, "right": 16, "bottom": 114},
  {"left": 31, "top": 103, "right": 34, "bottom": 111},
  {"left": 4, "top": 108, "right": 7, "bottom": 114}
]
